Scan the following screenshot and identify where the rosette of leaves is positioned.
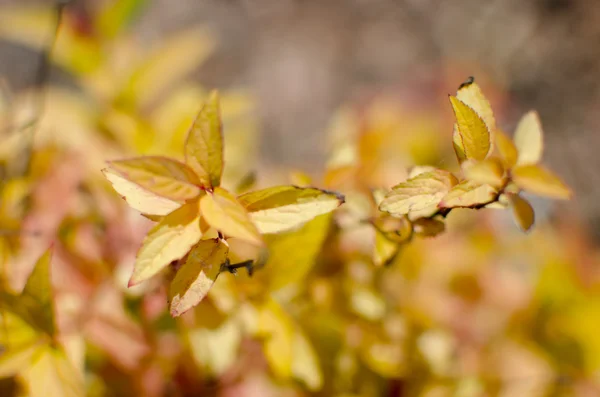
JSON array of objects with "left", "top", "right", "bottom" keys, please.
[
  {"left": 376, "top": 78, "right": 572, "bottom": 264},
  {"left": 102, "top": 91, "right": 344, "bottom": 316}
]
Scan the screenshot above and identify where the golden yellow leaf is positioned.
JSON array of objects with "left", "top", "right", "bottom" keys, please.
[
  {"left": 462, "top": 158, "right": 505, "bottom": 188},
  {"left": 452, "top": 125, "right": 467, "bottom": 164},
  {"left": 413, "top": 218, "right": 446, "bottom": 237},
  {"left": 495, "top": 129, "right": 518, "bottom": 169},
  {"left": 511, "top": 165, "right": 572, "bottom": 200},
  {"left": 21, "top": 346, "right": 85, "bottom": 397},
  {"left": 267, "top": 214, "right": 332, "bottom": 291},
  {"left": 169, "top": 239, "right": 228, "bottom": 317},
  {"left": 514, "top": 111, "right": 543, "bottom": 166},
  {"left": 373, "top": 230, "right": 400, "bottom": 267},
  {"left": 185, "top": 91, "right": 224, "bottom": 189},
  {"left": 237, "top": 186, "right": 344, "bottom": 234},
  {"left": 200, "top": 187, "right": 263, "bottom": 245},
  {"left": 102, "top": 168, "right": 182, "bottom": 216},
  {"left": 292, "top": 328, "right": 323, "bottom": 391},
  {"left": 108, "top": 157, "right": 201, "bottom": 201},
  {"left": 258, "top": 299, "right": 294, "bottom": 379},
  {"left": 379, "top": 170, "right": 458, "bottom": 219},
  {"left": 449, "top": 96, "right": 491, "bottom": 161},
  {"left": 456, "top": 80, "right": 496, "bottom": 133},
  {"left": 0, "top": 342, "right": 43, "bottom": 378},
  {"left": 438, "top": 180, "right": 497, "bottom": 209},
  {"left": 129, "top": 201, "right": 202, "bottom": 286},
  {"left": 508, "top": 194, "right": 535, "bottom": 232}
]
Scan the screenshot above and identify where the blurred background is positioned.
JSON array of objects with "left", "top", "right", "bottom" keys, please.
[{"left": 1, "top": 0, "right": 600, "bottom": 396}]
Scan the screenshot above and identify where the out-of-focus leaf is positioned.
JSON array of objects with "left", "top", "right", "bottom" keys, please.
[
  {"left": 185, "top": 91, "right": 223, "bottom": 189},
  {"left": 291, "top": 328, "right": 323, "bottom": 391},
  {"left": 258, "top": 300, "right": 294, "bottom": 379},
  {"left": 349, "top": 287, "right": 386, "bottom": 321},
  {"left": 96, "top": 0, "right": 147, "bottom": 39},
  {"left": 373, "top": 216, "right": 413, "bottom": 244},
  {"left": 456, "top": 80, "right": 496, "bottom": 133},
  {"left": 508, "top": 194, "right": 535, "bottom": 232},
  {"left": 238, "top": 186, "right": 344, "bottom": 234},
  {"left": 121, "top": 27, "right": 215, "bottom": 108},
  {"left": 102, "top": 168, "right": 182, "bottom": 216},
  {"left": 20, "top": 346, "right": 85, "bottom": 397},
  {"left": 514, "top": 111, "right": 543, "bottom": 166},
  {"left": 188, "top": 316, "right": 241, "bottom": 376},
  {"left": 462, "top": 158, "right": 504, "bottom": 188},
  {"left": 129, "top": 201, "right": 202, "bottom": 286},
  {"left": 0, "top": 342, "right": 43, "bottom": 378},
  {"left": 449, "top": 96, "right": 491, "bottom": 161},
  {"left": 267, "top": 214, "right": 331, "bottom": 291},
  {"left": 438, "top": 180, "right": 497, "bottom": 209},
  {"left": 380, "top": 170, "right": 458, "bottom": 219},
  {"left": 107, "top": 157, "right": 201, "bottom": 202},
  {"left": 200, "top": 188, "right": 263, "bottom": 246},
  {"left": 495, "top": 129, "right": 518, "bottom": 169},
  {"left": 413, "top": 218, "right": 445, "bottom": 237},
  {"left": 512, "top": 165, "right": 572, "bottom": 200},
  {"left": 169, "top": 239, "right": 228, "bottom": 317},
  {"left": 373, "top": 231, "right": 400, "bottom": 267}
]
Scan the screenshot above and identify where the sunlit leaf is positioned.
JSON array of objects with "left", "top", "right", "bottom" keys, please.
[
  {"left": 258, "top": 300, "right": 294, "bottom": 379},
  {"left": 238, "top": 186, "right": 344, "bottom": 234},
  {"left": 512, "top": 165, "right": 572, "bottom": 200},
  {"left": 188, "top": 316, "right": 241, "bottom": 376},
  {"left": 514, "top": 111, "right": 543, "bottom": 166},
  {"left": 129, "top": 201, "right": 202, "bottom": 286},
  {"left": 462, "top": 158, "right": 505, "bottom": 188},
  {"left": 379, "top": 170, "right": 458, "bottom": 219},
  {"left": 449, "top": 96, "right": 491, "bottom": 161},
  {"left": 438, "top": 180, "right": 497, "bottom": 209},
  {"left": 291, "top": 328, "right": 323, "bottom": 391},
  {"left": 0, "top": 342, "right": 43, "bottom": 378},
  {"left": 200, "top": 187, "right": 262, "bottom": 245},
  {"left": 508, "top": 194, "right": 535, "bottom": 232},
  {"left": 456, "top": 80, "right": 496, "bottom": 133},
  {"left": 169, "top": 239, "right": 228, "bottom": 317},
  {"left": 108, "top": 157, "right": 201, "bottom": 201},
  {"left": 102, "top": 168, "right": 182, "bottom": 216},
  {"left": 20, "top": 346, "right": 85, "bottom": 397},
  {"left": 267, "top": 214, "right": 331, "bottom": 291},
  {"left": 452, "top": 125, "right": 467, "bottom": 164},
  {"left": 185, "top": 91, "right": 224, "bottom": 189},
  {"left": 495, "top": 129, "right": 518, "bottom": 168}
]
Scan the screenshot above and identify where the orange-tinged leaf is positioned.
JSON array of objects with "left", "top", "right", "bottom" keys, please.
[
  {"left": 237, "top": 186, "right": 344, "bottom": 234},
  {"left": 456, "top": 80, "right": 496, "bottom": 133},
  {"left": 514, "top": 111, "right": 543, "bottom": 166},
  {"left": 129, "top": 201, "right": 202, "bottom": 286},
  {"left": 169, "top": 239, "right": 228, "bottom": 317},
  {"left": 439, "top": 180, "right": 497, "bottom": 209},
  {"left": 200, "top": 187, "right": 263, "bottom": 245},
  {"left": 508, "top": 194, "right": 535, "bottom": 232},
  {"left": 21, "top": 346, "right": 85, "bottom": 397},
  {"left": 379, "top": 170, "right": 458, "bottom": 219},
  {"left": 512, "top": 165, "right": 572, "bottom": 200},
  {"left": 102, "top": 168, "right": 182, "bottom": 216},
  {"left": 462, "top": 158, "right": 505, "bottom": 188},
  {"left": 185, "top": 91, "right": 223, "bottom": 188},
  {"left": 449, "top": 96, "right": 491, "bottom": 161},
  {"left": 108, "top": 157, "right": 201, "bottom": 202},
  {"left": 495, "top": 129, "right": 518, "bottom": 168}
]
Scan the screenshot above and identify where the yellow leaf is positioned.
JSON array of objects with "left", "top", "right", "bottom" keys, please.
[
  {"left": 379, "top": 170, "right": 458, "bottom": 219},
  {"left": 449, "top": 96, "right": 491, "bottom": 161},
  {"left": 508, "top": 194, "right": 535, "bottom": 232},
  {"left": 108, "top": 157, "right": 201, "bottom": 202},
  {"left": 200, "top": 187, "right": 263, "bottom": 245},
  {"left": 452, "top": 125, "right": 467, "bottom": 164},
  {"left": 129, "top": 201, "right": 202, "bottom": 286},
  {"left": 21, "top": 346, "right": 85, "bottom": 397},
  {"left": 456, "top": 79, "right": 496, "bottom": 133},
  {"left": 267, "top": 214, "right": 332, "bottom": 291},
  {"left": 169, "top": 239, "right": 228, "bottom": 317},
  {"left": 373, "top": 230, "right": 400, "bottom": 267},
  {"left": 185, "top": 91, "right": 224, "bottom": 189},
  {"left": 0, "top": 341, "right": 43, "bottom": 378},
  {"left": 372, "top": 216, "right": 413, "bottom": 244},
  {"left": 292, "top": 329, "right": 323, "bottom": 391},
  {"left": 258, "top": 300, "right": 294, "bottom": 379},
  {"left": 102, "top": 168, "right": 182, "bottom": 216},
  {"left": 238, "top": 186, "right": 344, "bottom": 234},
  {"left": 439, "top": 180, "right": 497, "bottom": 209},
  {"left": 413, "top": 218, "right": 445, "bottom": 237},
  {"left": 188, "top": 316, "right": 241, "bottom": 376},
  {"left": 512, "top": 165, "right": 572, "bottom": 200},
  {"left": 495, "top": 129, "right": 518, "bottom": 168},
  {"left": 514, "top": 111, "right": 544, "bottom": 166},
  {"left": 462, "top": 158, "right": 505, "bottom": 188}
]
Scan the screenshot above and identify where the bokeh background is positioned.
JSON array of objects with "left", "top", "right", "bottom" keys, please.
[{"left": 1, "top": 0, "right": 600, "bottom": 396}]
